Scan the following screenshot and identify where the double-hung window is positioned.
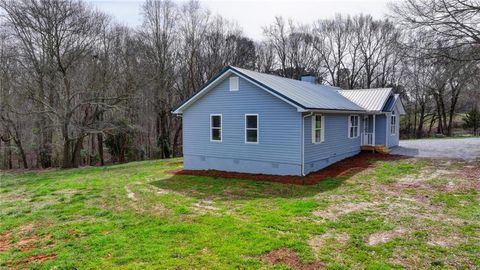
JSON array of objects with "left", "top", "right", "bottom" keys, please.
[
  {"left": 245, "top": 114, "right": 258, "bottom": 143},
  {"left": 312, "top": 114, "right": 325, "bottom": 143},
  {"left": 390, "top": 112, "right": 396, "bottom": 135},
  {"left": 210, "top": 114, "right": 222, "bottom": 142},
  {"left": 348, "top": 115, "right": 359, "bottom": 138}
]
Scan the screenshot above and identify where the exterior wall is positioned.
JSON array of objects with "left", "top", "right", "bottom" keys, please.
[
  {"left": 182, "top": 75, "right": 302, "bottom": 175},
  {"left": 303, "top": 113, "right": 362, "bottom": 175},
  {"left": 375, "top": 114, "right": 387, "bottom": 146},
  {"left": 373, "top": 107, "right": 401, "bottom": 148},
  {"left": 386, "top": 106, "right": 400, "bottom": 148}
]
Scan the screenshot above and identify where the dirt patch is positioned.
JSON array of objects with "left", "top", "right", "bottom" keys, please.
[
  {"left": 17, "top": 254, "right": 56, "bottom": 266},
  {"left": 365, "top": 227, "right": 407, "bottom": 245},
  {"left": 0, "top": 232, "right": 12, "bottom": 252},
  {"left": 261, "top": 248, "right": 324, "bottom": 270},
  {"left": 313, "top": 202, "right": 377, "bottom": 220},
  {"left": 172, "top": 152, "right": 408, "bottom": 185},
  {"left": 16, "top": 236, "right": 40, "bottom": 247},
  {"left": 459, "top": 164, "right": 480, "bottom": 180},
  {"left": 308, "top": 232, "right": 350, "bottom": 253}
]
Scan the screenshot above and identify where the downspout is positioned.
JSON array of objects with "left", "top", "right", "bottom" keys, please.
[{"left": 301, "top": 112, "right": 313, "bottom": 177}]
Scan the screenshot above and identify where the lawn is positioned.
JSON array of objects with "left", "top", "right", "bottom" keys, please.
[{"left": 0, "top": 157, "right": 479, "bottom": 269}]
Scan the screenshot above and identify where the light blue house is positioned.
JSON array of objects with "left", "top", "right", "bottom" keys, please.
[{"left": 173, "top": 66, "right": 405, "bottom": 176}]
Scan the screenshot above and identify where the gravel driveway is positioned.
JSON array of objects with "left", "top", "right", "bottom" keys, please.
[{"left": 391, "top": 138, "right": 480, "bottom": 160}]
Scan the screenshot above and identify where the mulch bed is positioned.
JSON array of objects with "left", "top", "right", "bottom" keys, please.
[{"left": 170, "top": 152, "right": 408, "bottom": 185}]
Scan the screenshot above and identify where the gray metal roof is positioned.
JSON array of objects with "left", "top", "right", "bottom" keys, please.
[
  {"left": 382, "top": 94, "right": 396, "bottom": 112},
  {"left": 231, "top": 66, "right": 365, "bottom": 111},
  {"left": 337, "top": 88, "right": 392, "bottom": 112},
  {"left": 383, "top": 94, "right": 406, "bottom": 114}
]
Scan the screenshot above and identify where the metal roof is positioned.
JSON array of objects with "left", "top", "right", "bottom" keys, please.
[
  {"left": 231, "top": 66, "right": 365, "bottom": 111},
  {"left": 383, "top": 94, "right": 406, "bottom": 114},
  {"left": 337, "top": 88, "right": 392, "bottom": 112},
  {"left": 382, "top": 95, "right": 396, "bottom": 112}
]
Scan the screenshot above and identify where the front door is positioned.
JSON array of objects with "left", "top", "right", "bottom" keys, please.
[{"left": 364, "top": 115, "right": 369, "bottom": 133}]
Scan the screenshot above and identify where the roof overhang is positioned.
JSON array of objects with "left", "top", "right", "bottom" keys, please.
[{"left": 305, "top": 109, "right": 367, "bottom": 114}]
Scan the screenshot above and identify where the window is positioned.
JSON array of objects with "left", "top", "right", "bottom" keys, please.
[
  {"left": 229, "top": 76, "right": 239, "bottom": 91},
  {"left": 390, "top": 112, "right": 396, "bottom": 135},
  {"left": 348, "top": 115, "right": 360, "bottom": 138},
  {"left": 312, "top": 114, "right": 325, "bottom": 143},
  {"left": 210, "top": 114, "right": 222, "bottom": 142},
  {"left": 245, "top": 114, "right": 258, "bottom": 143}
]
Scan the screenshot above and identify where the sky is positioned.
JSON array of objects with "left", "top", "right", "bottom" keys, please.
[{"left": 87, "top": 0, "right": 392, "bottom": 40}]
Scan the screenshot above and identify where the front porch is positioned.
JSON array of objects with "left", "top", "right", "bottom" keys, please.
[{"left": 361, "top": 114, "right": 390, "bottom": 154}]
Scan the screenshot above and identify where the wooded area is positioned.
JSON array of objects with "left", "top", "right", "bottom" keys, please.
[{"left": 0, "top": 0, "right": 479, "bottom": 169}]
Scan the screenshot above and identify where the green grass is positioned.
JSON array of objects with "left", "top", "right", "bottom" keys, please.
[{"left": 0, "top": 158, "right": 478, "bottom": 269}]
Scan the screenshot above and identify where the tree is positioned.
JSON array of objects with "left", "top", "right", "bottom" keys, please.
[
  {"left": 463, "top": 106, "right": 480, "bottom": 135},
  {"left": 391, "top": 0, "right": 480, "bottom": 60}
]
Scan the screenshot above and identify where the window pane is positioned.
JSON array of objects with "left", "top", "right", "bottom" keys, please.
[
  {"left": 230, "top": 76, "right": 239, "bottom": 91},
  {"left": 246, "top": 115, "right": 257, "bottom": 128},
  {"left": 315, "top": 130, "right": 321, "bottom": 142},
  {"left": 212, "top": 128, "right": 221, "bottom": 141},
  {"left": 315, "top": 116, "right": 321, "bottom": 129},
  {"left": 246, "top": 129, "right": 258, "bottom": 142},
  {"left": 212, "top": 116, "right": 221, "bottom": 128}
]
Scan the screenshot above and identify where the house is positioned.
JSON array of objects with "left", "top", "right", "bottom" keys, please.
[{"left": 173, "top": 66, "right": 405, "bottom": 176}]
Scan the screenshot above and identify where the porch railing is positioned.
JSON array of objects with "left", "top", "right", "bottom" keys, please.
[{"left": 362, "top": 132, "right": 374, "bottom": 145}]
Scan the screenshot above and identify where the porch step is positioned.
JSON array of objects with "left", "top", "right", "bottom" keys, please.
[{"left": 361, "top": 145, "right": 390, "bottom": 154}]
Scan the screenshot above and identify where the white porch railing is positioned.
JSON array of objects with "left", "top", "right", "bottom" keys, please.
[{"left": 362, "top": 132, "right": 374, "bottom": 146}]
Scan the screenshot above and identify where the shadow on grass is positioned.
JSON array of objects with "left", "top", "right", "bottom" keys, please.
[
  {"left": 150, "top": 152, "right": 411, "bottom": 200},
  {"left": 149, "top": 174, "right": 347, "bottom": 200}
]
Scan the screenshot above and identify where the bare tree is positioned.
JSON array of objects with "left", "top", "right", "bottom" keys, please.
[{"left": 391, "top": 0, "right": 480, "bottom": 60}]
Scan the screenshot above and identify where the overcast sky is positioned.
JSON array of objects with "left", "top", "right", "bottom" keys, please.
[{"left": 88, "top": 0, "right": 392, "bottom": 40}]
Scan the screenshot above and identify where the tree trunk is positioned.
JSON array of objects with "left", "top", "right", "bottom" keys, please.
[
  {"left": 5, "top": 139, "right": 12, "bottom": 169},
  {"left": 158, "top": 110, "right": 172, "bottom": 159},
  {"left": 97, "top": 133, "right": 104, "bottom": 166},
  {"left": 36, "top": 115, "right": 53, "bottom": 168},
  {"left": 62, "top": 123, "right": 71, "bottom": 168},
  {"left": 172, "top": 123, "right": 182, "bottom": 157},
  {"left": 13, "top": 137, "right": 28, "bottom": 169},
  {"left": 71, "top": 136, "right": 84, "bottom": 168}
]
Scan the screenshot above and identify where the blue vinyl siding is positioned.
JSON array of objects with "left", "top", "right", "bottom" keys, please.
[
  {"left": 375, "top": 114, "right": 387, "bottom": 146},
  {"left": 303, "top": 113, "right": 361, "bottom": 174},
  {"left": 387, "top": 106, "right": 400, "bottom": 147},
  {"left": 182, "top": 75, "right": 302, "bottom": 175},
  {"left": 374, "top": 107, "right": 400, "bottom": 148}
]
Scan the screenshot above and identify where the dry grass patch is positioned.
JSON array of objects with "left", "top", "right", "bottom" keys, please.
[
  {"left": 308, "top": 232, "right": 350, "bottom": 254},
  {"left": 261, "top": 248, "right": 325, "bottom": 270},
  {"left": 365, "top": 227, "right": 407, "bottom": 245},
  {"left": 313, "top": 202, "right": 378, "bottom": 220}
]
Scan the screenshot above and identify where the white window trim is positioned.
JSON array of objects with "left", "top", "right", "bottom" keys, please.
[
  {"left": 210, "top": 114, "right": 222, "bottom": 142},
  {"left": 229, "top": 76, "right": 239, "bottom": 91},
  {"left": 245, "top": 113, "right": 259, "bottom": 144},
  {"left": 348, "top": 115, "right": 360, "bottom": 139},
  {"left": 390, "top": 113, "right": 396, "bottom": 135},
  {"left": 311, "top": 114, "right": 325, "bottom": 144}
]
